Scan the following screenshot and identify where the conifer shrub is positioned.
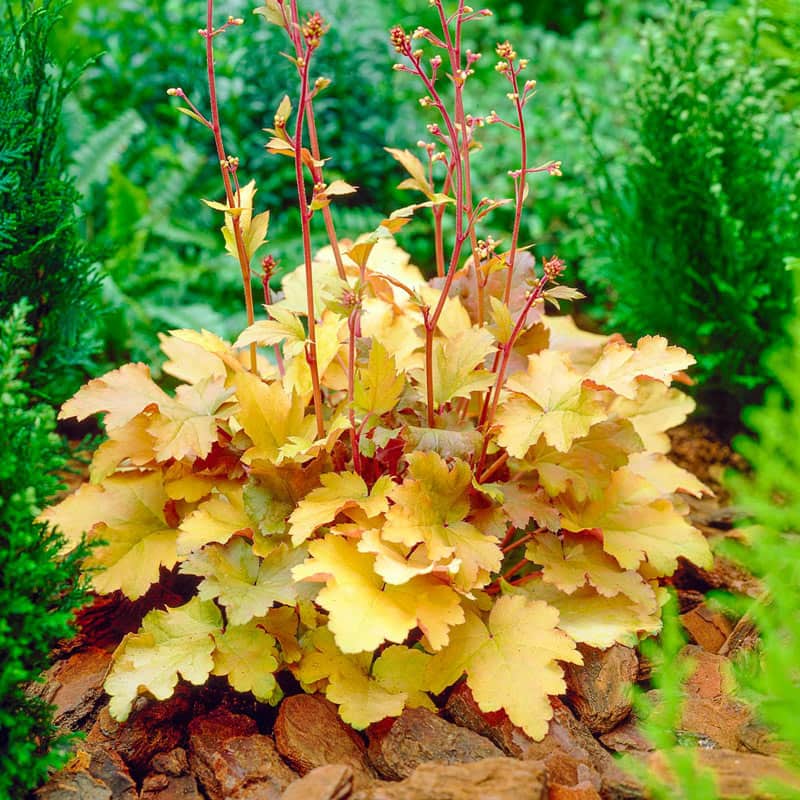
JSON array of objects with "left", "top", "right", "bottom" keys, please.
[
  {"left": 583, "top": 0, "right": 800, "bottom": 423},
  {"left": 45, "top": 0, "right": 713, "bottom": 740},
  {"left": 0, "top": 0, "right": 101, "bottom": 403},
  {"left": 0, "top": 302, "right": 91, "bottom": 799}
]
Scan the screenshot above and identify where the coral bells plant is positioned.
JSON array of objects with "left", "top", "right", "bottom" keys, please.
[{"left": 43, "top": 0, "right": 713, "bottom": 740}]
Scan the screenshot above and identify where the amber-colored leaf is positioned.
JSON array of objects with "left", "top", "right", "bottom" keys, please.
[
  {"left": 42, "top": 472, "right": 178, "bottom": 599},
  {"left": 59, "top": 362, "right": 171, "bottom": 431},
  {"left": 385, "top": 147, "right": 434, "bottom": 198},
  {"left": 526, "top": 532, "right": 659, "bottom": 614},
  {"left": 177, "top": 486, "right": 253, "bottom": 555},
  {"left": 524, "top": 581, "right": 662, "bottom": 648},
  {"left": 609, "top": 381, "right": 695, "bottom": 454},
  {"left": 424, "top": 327, "right": 496, "bottom": 408},
  {"left": 382, "top": 452, "right": 502, "bottom": 589},
  {"left": 524, "top": 419, "right": 642, "bottom": 502},
  {"left": 234, "top": 372, "right": 317, "bottom": 465}
]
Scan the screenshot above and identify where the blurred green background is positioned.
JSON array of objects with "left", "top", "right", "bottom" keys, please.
[{"left": 44, "top": 0, "right": 800, "bottom": 421}]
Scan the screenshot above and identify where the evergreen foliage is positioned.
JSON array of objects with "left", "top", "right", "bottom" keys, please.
[
  {"left": 584, "top": 0, "right": 800, "bottom": 422},
  {"left": 0, "top": 0, "right": 101, "bottom": 403},
  {"left": 0, "top": 301, "right": 91, "bottom": 800}
]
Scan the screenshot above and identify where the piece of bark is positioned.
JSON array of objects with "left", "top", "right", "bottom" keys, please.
[
  {"left": 676, "top": 646, "right": 752, "bottom": 750},
  {"left": 352, "top": 757, "right": 547, "bottom": 800},
  {"left": 274, "top": 695, "right": 375, "bottom": 788},
  {"left": 654, "top": 748, "right": 800, "bottom": 799},
  {"left": 366, "top": 706, "right": 501, "bottom": 781},
  {"left": 549, "top": 782, "right": 602, "bottom": 800},
  {"left": 193, "top": 730, "right": 296, "bottom": 800},
  {"left": 87, "top": 690, "right": 192, "bottom": 775},
  {"left": 680, "top": 604, "right": 734, "bottom": 653},
  {"left": 281, "top": 765, "right": 354, "bottom": 800},
  {"left": 445, "top": 685, "right": 610, "bottom": 788},
  {"left": 598, "top": 720, "right": 653, "bottom": 754},
  {"left": 31, "top": 647, "right": 112, "bottom": 733},
  {"left": 188, "top": 707, "right": 260, "bottom": 798},
  {"left": 674, "top": 554, "right": 761, "bottom": 598},
  {"left": 139, "top": 773, "right": 204, "bottom": 800},
  {"left": 564, "top": 644, "right": 638, "bottom": 734},
  {"left": 719, "top": 613, "right": 761, "bottom": 658},
  {"left": 35, "top": 770, "right": 112, "bottom": 800}
]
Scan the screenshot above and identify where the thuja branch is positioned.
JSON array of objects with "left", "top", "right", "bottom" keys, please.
[{"left": 202, "top": 4, "right": 258, "bottom": 373}]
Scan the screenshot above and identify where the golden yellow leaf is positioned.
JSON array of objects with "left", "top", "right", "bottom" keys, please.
[
  {"left": 426, "top": 595, "right": 581, "bottom": 740},
  {"left": 524, "top": 581, "right": 662, "bottom": 648},
  {"left": 497, "top": 350, "right": 609, "bottom": 456},
  {"left": 212, "top": 622, "right": 281, "bottom": 702},
  {"left": 259, "top": 605, "right": 302, "bottom": 663},
  {"left": 586, "top": 336, "right": 695, "bottom": 399},
  {"left": 354, "top": 340, "right": 406, "bottom": 416},
  {"left": 234, "top": 372, "right": 317, "bottom": 465},
  {"left": 422, "top": 327, "right": 496, "bottom": 408},
  {"left": 626, "top": 452, "right": 712, "bottom": 499},
  {"left": 59, "top": 362, "right": 171, "bottom": 432},
  {"left": 560, "top": 467, "right": 712, "bottom": 576},
  {"left": 523, "top": 419, "right": 642, "bottom": 502},
  {"left": 148, "top": 377, "right": 231, "bottom": 462},
  {"left": 42, "top": 472, "right": 178, "bottom": 599},
  {"left": 289, "top": 472, "right": 391, "bottom": 545},
  {"left": 105, "top": 598, "right": 222, "bottom": 721},
  {"left": 609, "top": 381, "right": 696, "bottom": 454},
  {"left": 526, "top": 532, "right": 659, "bottom": 614},
  {"left": 296, "top": 627, "right": 432, "bottom": 729},
  {"left": 182, "top": 537, "right": 315, "bottom": 625},
  {"left": 292, "top": 535, "right": 464, "bottom": 653},
  {"left": 177, "top": 486, "right": 253, "bottom": 555},
  {"left": 89, "top": 414, "right": 156, "bottom": 483},
  {"left": 382, "top": 452, "right": 502, "bottom": 589}
]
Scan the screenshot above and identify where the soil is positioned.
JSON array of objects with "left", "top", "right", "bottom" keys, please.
[{"left": 32, "top": 426, "right": 797, "bottom": 800}]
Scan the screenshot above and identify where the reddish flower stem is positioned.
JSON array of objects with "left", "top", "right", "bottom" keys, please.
[
  {"left": 503, "top": 67, "right": 528, "bottom": 306},
  {"left": 475, "top": 273, "right": 549, "bottom": 474},
  {"left": 305, "top": 99, "right": 347, "bottom": 281},
  {"left": 291, "top": 40, "right": 325, "bottom": 439},
  {"left": 205, "top": 0, "right": 257, "bottom": 373},
  {"left": 261, "top": 271, "right": 285, "bottom": 377},
  {"left": 347, "top": 310, "right": 362, "bottom": 476}
]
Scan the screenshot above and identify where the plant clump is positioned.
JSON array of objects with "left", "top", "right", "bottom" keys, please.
[{"left": 44, "top": 0, "right": 713, "bottom": 741}]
